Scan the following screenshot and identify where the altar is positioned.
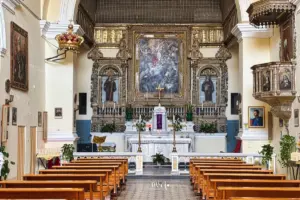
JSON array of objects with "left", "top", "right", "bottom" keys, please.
[{"left": 128, "top": 134, "right": 191, "bottom": 162}]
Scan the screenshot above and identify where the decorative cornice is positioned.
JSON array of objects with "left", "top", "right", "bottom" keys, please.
[
  {"left": 0, "top": 0, "right": 21, "bottom": 15},
  {"left": 40, "top": 20, "right": 85, "bottom": 39},
  {"left": 231, "top": 23, "right": 273, "bottom": 43}
]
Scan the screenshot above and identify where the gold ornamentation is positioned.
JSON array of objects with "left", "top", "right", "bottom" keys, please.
[{"left": 55, "top": 24, "right": 84, "bottom": 51}]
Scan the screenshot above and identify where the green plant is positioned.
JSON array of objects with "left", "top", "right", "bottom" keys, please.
[
  {"left": 259, "top": 144, "right": 274, "bottom": 165},
  {"left": 61, "top": 144, "right": 75, "bottom": 162},
  {"left": 279, "top": 135, "right": 296, "bottom": 168},
  {"left": 199, "top": 123, "right": 218, "bottom": 133},
  {"left": 151, "top": 153, "right": 170, "bottom": 165},
  {"left": 136, "top": 119, "right": 146, "bottom": 131},
  {"left": 125, "top": 105, "right": 133, "bottom": 121},
  {"left": 101, "top": 123, "right": 116, "bottom": 133},
  {"left": 0, "top": 146, "right": 15, "bottom": 180},
  {"left": 172, "top": 118, "right": 182, "bottom": 131},
  {"left": 186, "top": 103, "right": 193, "bottom": 121}
]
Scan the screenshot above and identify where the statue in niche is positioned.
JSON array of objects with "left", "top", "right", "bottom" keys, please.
[
  {"left": 202, "top": 75, "right": 214, "bottom": 102},
  {"left": 103, "top": 70, "right": 116, "bottom": 101},
  {"left": 262, "top": 71, "right": 270, "bottom": 92}
]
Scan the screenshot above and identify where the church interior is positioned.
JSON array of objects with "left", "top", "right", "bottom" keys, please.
[{"left": 1, "top": 0, "right": 300, "bottom": 199}]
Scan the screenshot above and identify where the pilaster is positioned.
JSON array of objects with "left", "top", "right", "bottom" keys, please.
[
  {"left": 232, "top": 23, "right": 272, "bottom": 152},
  {"left": 40, "top": 21, "right": 83, "bottom": 144}
]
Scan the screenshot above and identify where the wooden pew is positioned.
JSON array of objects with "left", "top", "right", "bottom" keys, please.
[
  {"left": 195, "top": 169, "right": 272, "bottom": 194},
  {"left": 230, "top": 198, "right": 300, "bottom": 200},
  {"left": 53, "top": 164, "right": 123, "bottom": 190},
  {"left": 23, "top": 174, "right": 106, "bottom": 200},
  {"left": 39, "top": 169, "right": 116, "bottom": 195},
  {"left": 191, "top": 163, "right": 256, "bottom": 188},
  {"left": 203, "top": 173, "right": 286, "bottom": 199},
  {"left": 0, "top": 180, "right": 96, "bottom": 200},
  {"left": 218, "top": 187, "right": 300, "bottom": 200},
  {"left": 211, "top": 179, "right": 300, "bottom": 200},
  {"left": 75, "top": 158, "right": 128, "bottom": 175},
  {"left": 0, "top": 188, "right": 84, "bottom": 200}
]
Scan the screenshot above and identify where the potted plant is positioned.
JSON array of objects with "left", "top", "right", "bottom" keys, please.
[
  {"left": 61, "top": 144, "right": 75, "bottom": 163},
  {"left": 279, "top": 134, "right": 296, "bottom": 178},
  {"left": 186, "top": 103, "right": 193, "bottom": 121},
  {"left": 259, "top": 144, "right": 274, "bottom": 169},
  {"left": 199, "top": 123, "right": 218, "bottom": 133},
  {"left": 151, "top": 153, "right": 170, "bottom": 166},
  {"left": 101, "top": 123, "right": 116, "bottom": 133},
  {"left": 125, "top": 104, "right": 133, "bottom": 121},
  {"left": 0, "top": 146, "right": 15, "bottom": 180}
]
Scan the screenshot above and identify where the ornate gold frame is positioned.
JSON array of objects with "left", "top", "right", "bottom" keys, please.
[{"left": 128, "top": 26, "right": 190, "bottom": 104}]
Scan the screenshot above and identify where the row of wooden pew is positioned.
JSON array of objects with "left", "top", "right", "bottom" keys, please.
[
  {"left": 0, "top": 157, "right": 128, "bottom": 200},
  {"left": 189, "top": 158, "right": 300, "bottom": 200}
]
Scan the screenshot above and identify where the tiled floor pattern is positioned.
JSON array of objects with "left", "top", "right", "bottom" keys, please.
[{"left": 119, "top": 178, "right": 198, "bottom": 200}]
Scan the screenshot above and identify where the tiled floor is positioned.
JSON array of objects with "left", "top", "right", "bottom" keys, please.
[{"left": 119, "top": 178, "right": 198, "bottom": 200}]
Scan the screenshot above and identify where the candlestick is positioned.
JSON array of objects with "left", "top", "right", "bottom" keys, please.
[{"left": 139, "top": 114, "right": 141, "bottom": 122}]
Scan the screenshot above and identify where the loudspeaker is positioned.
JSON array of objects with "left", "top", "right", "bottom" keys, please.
[
  {"left": 79, "top": 93, "right": 87, "bottom": 115},
  {"left": 77, "top": 143, "right": 97, "bottom": 152}
]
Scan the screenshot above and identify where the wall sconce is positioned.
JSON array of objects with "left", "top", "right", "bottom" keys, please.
[{"left": 5, "top": 95, "right": 14, "bottom": 105}]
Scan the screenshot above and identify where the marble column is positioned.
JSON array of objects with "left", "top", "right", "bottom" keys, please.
[{"left": 231, "top": 23, "right": 273, "bottom": 153}]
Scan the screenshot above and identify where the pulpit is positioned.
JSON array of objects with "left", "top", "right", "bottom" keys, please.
[{"left": 152, "top": 106, "right": 168, "bottom": 132}]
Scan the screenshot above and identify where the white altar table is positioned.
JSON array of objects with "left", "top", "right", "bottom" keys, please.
[{"left": 128, "top": 136, "right": 191, "bottom": 162}]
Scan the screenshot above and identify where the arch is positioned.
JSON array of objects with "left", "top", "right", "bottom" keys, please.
[
  {"left": 197, "top": 65, "right": 221, "bottom": 77},
  {"left": 59, "top": 0, "right": 81, "bottom": 23},
  {"left": 98, "top": 64, "right": 122, "bottom": 77}
]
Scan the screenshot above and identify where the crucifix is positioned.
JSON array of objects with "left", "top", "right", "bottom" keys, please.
[{"left": 156, "top": 84, "right": 164, "bottom": 106}]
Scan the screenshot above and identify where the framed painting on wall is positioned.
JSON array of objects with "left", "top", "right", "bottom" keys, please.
[
  {"left": 248, "top": 106, "right": 265, "bottom": 128},
  {"left": 42, "top": 111, "right": 48, "bottom": 140},
  {"left": 12, "top": 107, "right": 17, "bottom": 126},
  {"left": 295, "top": 109, "right": 299, "bottom": 127},
  {"left": 10, "top": 22, "right": 28, "bottom": 91},
  {"left": 54, "top": 108, "right": 62, "bottom": 119},
  {"left": 38, "top": 111, "right": 42, "bottom": 127},
  {"left": 7, "top": 106, "right": 10, "bottom": 125},
  {"left": 1, "top": 105, "right": 9, "bottom": 142}
]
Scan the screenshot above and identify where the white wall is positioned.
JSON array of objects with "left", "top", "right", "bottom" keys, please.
[{"left": 0, "top": 2, "right": 45, "bottom": 178}]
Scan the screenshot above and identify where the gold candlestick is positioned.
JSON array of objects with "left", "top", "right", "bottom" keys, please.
[
  {"left": 172, "top": 127, "right": 177, "bottom": 153},
  {"left": 137, "top": 129, "right": 142, "bottom": 152}
]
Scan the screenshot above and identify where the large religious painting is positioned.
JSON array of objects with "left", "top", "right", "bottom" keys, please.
[
  {"left": 10, "top": 22, "right": 28, "bottom": 91},
  {"left": 138, "top": 38, "right": 180, "bottom": 93},
  {"left": 280, "top": 17, "right": 294, "bottom": 62},
  {"left": 248, "top": 106, "right": 265, "bottom": 128}
]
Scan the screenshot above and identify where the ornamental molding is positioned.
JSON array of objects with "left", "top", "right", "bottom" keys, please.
[
  {"left": 40, "top": 20, "right": 84, "bottom": 39},
  {"left": 290, "top": 0, "right": 300, "bottom": 13},
  {"left": 231, "top": 23, "right": 273, "bottom": 43},
  {"left": 0, "top": 0, "right": 21, "bottom": 15}
]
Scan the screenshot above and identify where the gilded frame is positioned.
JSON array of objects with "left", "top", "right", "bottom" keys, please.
[
  {"left": 128, "top": 26, "right": 190, "bottom": 103},
  {"left": 248, "top": 106, "right": 265, "bottom": 128}
]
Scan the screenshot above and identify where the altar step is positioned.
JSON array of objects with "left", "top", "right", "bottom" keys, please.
[{"left": 128, "top": 166, "right": 189, "bottom": 178}]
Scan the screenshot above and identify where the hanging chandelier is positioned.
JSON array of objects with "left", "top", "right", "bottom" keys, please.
[{"left": 247, "top": 0, "right": 295, "bottom": 28}]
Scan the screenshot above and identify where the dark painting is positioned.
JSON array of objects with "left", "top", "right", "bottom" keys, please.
[
  {"left": 12, "top": 107, "right": 17, "bottom": 126},
  {"left": 10, "top": 22, "right": 28, "bottom": 91},
  {"left": 279, "top": 68, "right": 292, "bottom": 90},
  {"left": 281, "top": 17, "right": 294, "bottom": 62}
]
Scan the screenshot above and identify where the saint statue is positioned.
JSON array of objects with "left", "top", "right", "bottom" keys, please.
[
  {"left": 201, "top": 76, "right": 214, "bottom": 102},
  {"left": 104, "top": 73, "right": 116, "bottom": 101}
]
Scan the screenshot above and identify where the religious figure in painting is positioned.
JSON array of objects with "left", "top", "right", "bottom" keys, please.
[
  {"left": 280, "top": 74, "right": 291, "bottom": 90},
  {"left": 262, "top": 72, "right": 270, "bottom": 92},
  {"left": 250, "top": 109, "right": 263, "bottom": 127},
  {"left": 14, "top": 36, "right": 26, "bottom": 84},
  {"left": 104, "top": 74, "right": 116, "bottom": 101},
  {"left": 201, "top": 76, "right": 214, "bottom": 102}
]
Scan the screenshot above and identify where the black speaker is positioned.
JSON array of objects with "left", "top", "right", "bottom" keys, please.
[
  {"left": 77, "top": 143, "right": 97, "bottom": 152},
  {"left": 79, "top": 93, "right": 87, "bottom": 115}
]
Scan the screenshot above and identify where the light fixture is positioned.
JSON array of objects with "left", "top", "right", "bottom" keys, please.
[{"left": 5, "top": 95, "right": 14, "bottom": 105}]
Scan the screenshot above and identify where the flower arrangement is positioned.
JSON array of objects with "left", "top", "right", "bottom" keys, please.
[
  {"left": 61, "top": 144, "right": 75, "bottom": 162},
  {"left": 199, "top": 122, "right": 218, "bottom": 133},
  {"left": 172, "top": 115, "right": 182, "bottom": 131},
  {"left": 136, "top": 115, "right": 146, "bottom": 131}
]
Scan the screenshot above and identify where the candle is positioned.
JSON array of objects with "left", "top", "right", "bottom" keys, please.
[
  {"left": 114, "top": 102, "right": 116, "bottom": 109},
  {"left": 139, "top": 114, "right": 141, "bottom": 122},
  {"left": 202, "top": 102, "right": 203, "bottom": 109},
  {"left": 173, "top": 114, "right": 175, "bottom": 123},
  {"left": 102, "top": 102, "right": 104, "bottom": 110}
]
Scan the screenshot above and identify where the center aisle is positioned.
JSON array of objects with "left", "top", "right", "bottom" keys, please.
[{"left": 119, "top": 178, "right": 198, "bottom": 200}]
